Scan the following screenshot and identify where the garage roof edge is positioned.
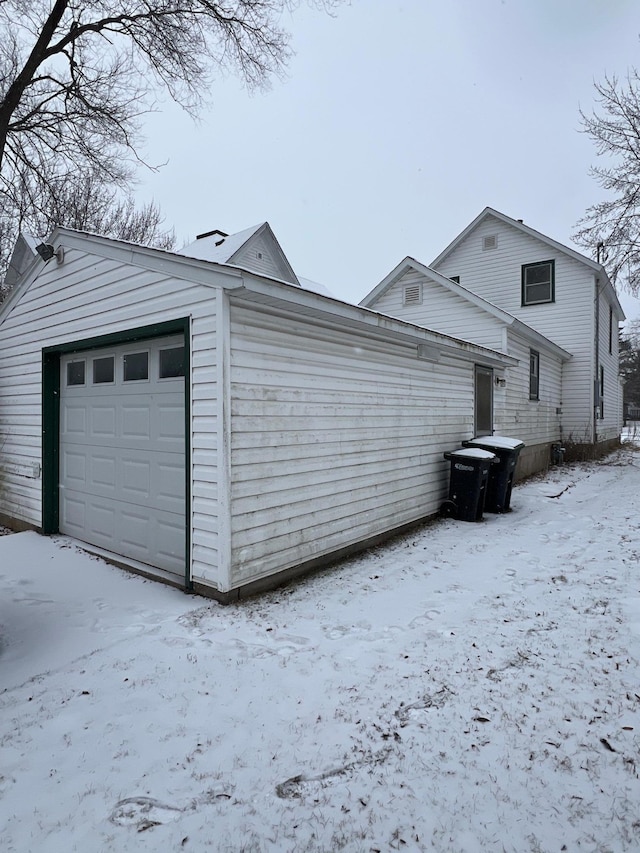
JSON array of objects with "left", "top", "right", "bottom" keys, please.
[{"left": 232, "top": 272, "right": 517, "bottom": 367}]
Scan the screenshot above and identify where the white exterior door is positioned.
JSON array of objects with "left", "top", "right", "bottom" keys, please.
[{"left": 59, "top": 336, "right": 185, "bottom": 577}]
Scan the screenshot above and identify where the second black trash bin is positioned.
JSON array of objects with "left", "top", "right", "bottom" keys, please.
[
  {"left": 442, "top": 448, "right": 497, "bottom": 522},
  {"left": 462, "top": 436, "right": 525, "bottom": 513}
]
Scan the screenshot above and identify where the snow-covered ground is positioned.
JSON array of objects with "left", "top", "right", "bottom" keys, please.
[{"left": 2, "top": 442, "right": 640, "bottom": 852}]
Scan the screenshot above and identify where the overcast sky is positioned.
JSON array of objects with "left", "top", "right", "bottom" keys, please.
[{"left": 137, "top": 0, "right": 640, "bottom": 324}]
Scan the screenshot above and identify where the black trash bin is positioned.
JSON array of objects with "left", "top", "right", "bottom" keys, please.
[
  {"left": 441, "top": 448, "right": 497, "bottom": 522},
  {"left": 462, "top": 436, "right": 525, "bottom": 513}
]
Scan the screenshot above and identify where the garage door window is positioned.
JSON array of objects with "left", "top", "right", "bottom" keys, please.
[
  {"left": 67, "top": 361, "right": 85, "bottom": 386},
  {"left": 159, "top": 346, "right": 185, "bottom": 379},
  {"left": 123, "top": 351, "right": 149, "bottom": 382},
  {"left": 93, "top": 355, "right": 115, "bottom": 384}
]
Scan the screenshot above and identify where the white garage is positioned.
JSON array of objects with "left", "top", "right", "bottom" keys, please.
[
  {"left": 58, "top": 335, "right": 186, "bottom": 578},
  {"left": 0, "top": 223, "right": 514, "bottom": 601}
]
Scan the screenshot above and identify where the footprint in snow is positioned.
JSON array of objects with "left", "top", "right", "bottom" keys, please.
[
  {"left": 110, "top": 787, "right": 234, "bottom": 831},
  {"left": 276, "top": 749, "right": 390, "bottom": 799},
  {"left": 409, "top": 610, "right": 441, "bottom": 628},
  {"left": 322, "top": 623, "right": 371, "bottom": 640},
  {"left": 12, "top": 594, "right": 54, "bottom": 606},
  {"left": 160, "top": 635, "right": 213, "bottom": 649},
  {"left": 109, "top": 797, "right": 184, "bottom": 830},
  {"left": 232, "top": 635, "right": 310, "bottom": 659}
]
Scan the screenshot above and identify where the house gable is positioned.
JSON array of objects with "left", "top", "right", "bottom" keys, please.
[
  {"left": 179, "top": 222, "right": 300, "bottom": 286},
  {"left": 430, "top": 207, "right": 623, "bottom": 444},
  {"left": 363, "top": 259, "right": 506, "bottom": 352},
  {"left": 3, "top": 232, "right": 39, "bottom": 291},
  {"left": 361, "top": 256, "right": 570, "bottom": 362},
  {"left": 431, "top": 207, "right": 624, "bottom": 322}
]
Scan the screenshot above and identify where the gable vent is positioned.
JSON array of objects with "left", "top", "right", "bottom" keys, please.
[
  {"left": 482, "top": 234, "right": 497, "bottom": 251},
  {"left": 403, "top": 283, "right": 422, "bottom": 305}
]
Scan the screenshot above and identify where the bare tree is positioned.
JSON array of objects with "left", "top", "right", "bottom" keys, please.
[
  {"left": 574, "top": 70, "right": 640, "bottom": 294},
  {"left": 19, "top": 171, "right": 175, "bottom": 247},
  {"left": 0, "top": 0, "right": 341, "bottom": 291},
  {"left": 621, "top": 319, "right": 640, "bottom": 420},
  {"left": 0, "top": 1, "right": 341, "bottom": 189},
  {"left": 0, "top": 170, "right": 175, "bottom": 292}
]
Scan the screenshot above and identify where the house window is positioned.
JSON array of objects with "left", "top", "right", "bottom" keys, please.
[
  {"left": 599, "top": 364, "right": 604, "bottom": 418},
  {"left": 66, "top": 361, "right": 85, "bottom": 386},
  {"left": 123, "top": 351, "right": 149, "bottom": 382},
  {"left": 609, "top": 305, "right": 613, "bottom": 354},
  {"left": 529, "top": 350, "right": 540, "bottom": 401},
  {"left": 522, "top": 260, "right": 555, "bottom": 306}
]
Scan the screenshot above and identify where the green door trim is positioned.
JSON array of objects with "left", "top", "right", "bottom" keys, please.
[{"left": 42, "top": 317, "right": 192, "bottom": 590}]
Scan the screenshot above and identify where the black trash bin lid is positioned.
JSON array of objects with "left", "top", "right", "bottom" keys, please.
[
  {"left": 465, "top": 436, "right": 525, "bottom": 451},
  {"left": 444, "top": 448, "right": 497, "bottom": 462}
]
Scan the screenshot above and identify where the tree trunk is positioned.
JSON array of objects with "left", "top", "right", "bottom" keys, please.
[{"left": 0, "top": 0, "right": 69, "bottom": 172}]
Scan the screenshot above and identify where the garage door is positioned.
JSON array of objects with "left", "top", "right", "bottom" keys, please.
[{"left": 59, "top": 336, "right": 186, "bottom": 577}]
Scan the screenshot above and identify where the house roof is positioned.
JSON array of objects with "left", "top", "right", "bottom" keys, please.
[
  {"left": 3, "top": 231, "right": 39, "bottom": 290},
  {"left": 360, "top": 256, "right": 572, "bottom": 362},
  {"left": 226, "top": 276, "right": 518, "bottom": 369},
  {"left": 178, "top": 223, "right": 264, "bottom": 264},
  {"left": 430, "top": 207, "right": 625, "bottom": 320},
  {"left": 296, "top": 275, "right": 336, "bottom": 298},
  {"left": 178, "top": 221, "right": 300, "bottom": 286},
  {"left": 0, "top": 226, "right": 516, "bottom": 371}
]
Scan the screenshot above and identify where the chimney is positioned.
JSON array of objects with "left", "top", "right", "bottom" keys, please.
[{"left": 196, "top": 229, "right": 228, "bottom": 246}]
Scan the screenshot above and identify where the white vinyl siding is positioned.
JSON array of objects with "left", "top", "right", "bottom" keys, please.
[
  {"left": 0, "top": 245, "right": 221, "bottom": 586},
  {"left": 228, "top": 301, "right": 476, "bottom": 588},
  {"left": 434, "top": 215, "right": 596, "bottom": 442},
  {"left": 231, "top": 233, "right": 295, "bottom": 283},
  {"left": 494, "top": 332, "right": 562, "bottom": 447},
  {"left": 372, "top": 269, "right": 505, "bottom": 351}
]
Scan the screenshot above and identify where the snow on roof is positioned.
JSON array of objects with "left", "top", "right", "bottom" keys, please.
[
  {"left": 20, "top": 232, "right": 39, "bottom": 253},
  {"left": 3, "top": 232, "right": 40, "bottom": 288},
  {"left": 297, "top": 275, "right": 336, "bottom": 298},
  {"left": 177, "top": 223, "right": 265, "bottom": 264}
]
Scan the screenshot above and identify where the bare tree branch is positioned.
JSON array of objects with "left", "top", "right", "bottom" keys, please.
[
  {"left": 0, "top": 0, "right": 344, "bottom": 290},
  {"left": 574, "top": 70, "right": 640, "bottom": 294},
  {"left": 1, "top": 169, "right": 175, "bottom": 294}
]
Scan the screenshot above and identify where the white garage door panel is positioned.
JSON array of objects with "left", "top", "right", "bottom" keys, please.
[
  {"left": 62, "top": 393, "right": 184, "bottom": 452},
  {"left": 59, "top": 336, "right": 186, "bottom": 577},
  {"left": 60, "top": 492, "right": 184, "bottom": 574},
  {"left": 61, "top": 446, "right": 184, "bottom": 513}
]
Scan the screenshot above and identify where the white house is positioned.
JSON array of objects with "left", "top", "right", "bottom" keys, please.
[
  {"left": 0, "top": 223, "right": 514, "bottom": 600},
  {"left": 362, "top": 207, "right": 625, "bottom": 462},
  {"left": 360, "top": 257, "right": 571, "bottom": 477},
  {"left": 432, "top": 208, "right": 625, "bottom": 455}
]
